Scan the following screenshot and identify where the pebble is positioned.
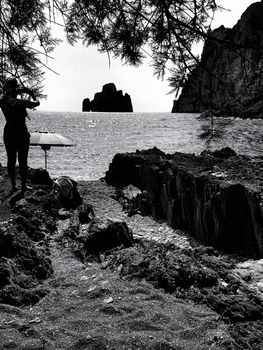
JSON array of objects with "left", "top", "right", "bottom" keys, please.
[
  {"left": 104, "top": 297, "right": 114, "bottom": 304},
  {"left": 29, "top": 317, "right": 41, "bottom": 323},
  {"left": 80, "top": 276, "right": 89, "bottom": 281},
  {"left": 87, "top": 286, "right": 96, "bottom": 292},
  {"left": 257, "top": 281, "right": 263, "bottom": 293}
]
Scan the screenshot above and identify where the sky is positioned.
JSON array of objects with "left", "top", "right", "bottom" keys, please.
[{"left": 39, "top": 0, "right": 257, "bottom": 113}]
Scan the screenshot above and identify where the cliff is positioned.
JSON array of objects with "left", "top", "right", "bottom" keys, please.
[
  {"left": 106, "top": 147, "right": 263, "bottom": 258},
  {"left": 172, "top": 1, "right": 263, "bottom": 118},
  {"left": 82, "top": 83, "right": 133, "bottom": 112}
]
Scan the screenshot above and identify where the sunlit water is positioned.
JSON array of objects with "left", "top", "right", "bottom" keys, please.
[{"left": 0, "top": 111, "right": 262, "bottom": 180}]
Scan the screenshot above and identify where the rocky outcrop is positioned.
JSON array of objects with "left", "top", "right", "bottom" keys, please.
[
  {"left": 105, "top": 147, "right": 263, "bottom": 258},
  {"left": 106, "top": 241, "right": 263, "bottom": 324},
  {"left": 82, "top": 97, "right": 91, "bottom": 112},
  {"left": 0, "top": 169, "right": 56, "bottom": 305},
  {"left": 0, "top": 167, "right": 87, "bottom": 305},
  {"left": 172, "top": 1, "right": 263, "bottom": 118},
  {"left": 83, "top": 218, "right": 133, "bottom": 255},
  {"left": 82, "top": 83, "right": 133, "bottom": 112}
]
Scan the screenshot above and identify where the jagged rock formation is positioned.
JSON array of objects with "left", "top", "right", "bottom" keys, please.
[
  {"left": 82, "top": 83, "right": 133, "bottom": 112},
  {"left": 82, "top": 97, "right": 91, "bottom": 112},
  {"left": 172, "top": 1, "right": 263, "bottom": 118},
  {"left": 105, "top": 147, "right": 263, "bottom": 258}
]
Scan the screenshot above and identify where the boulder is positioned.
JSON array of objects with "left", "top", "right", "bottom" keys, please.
[
  {"left": 83, "top": 217, "right": 133, "bottom": 254},
  {"left": 172, "top": 2, "right": 263, "bottom": 118},
  {"left": 28, "top": 168, "right": 52, "bottom": 185},
  {"left": 82, "top": 83, "right": 133, "bottom": 112},
  {"left": 77, "top": 203, "right": 95, "bottom": 224}
]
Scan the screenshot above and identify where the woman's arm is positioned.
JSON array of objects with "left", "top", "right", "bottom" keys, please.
[
  {"left": 17, "top": 87, "right": 38, "bottom": 101},
  {"left": 8, "top": 96, "right": 40, "bottom": 109}
]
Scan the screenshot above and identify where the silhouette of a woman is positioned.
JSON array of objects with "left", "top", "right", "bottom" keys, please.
[{"left": 0, "top": 79, "right": 40, "bottom": 193}]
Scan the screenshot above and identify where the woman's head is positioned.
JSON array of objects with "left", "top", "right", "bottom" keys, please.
[{"left": 2, "top": 78, "right": 19, "bottom": 96}]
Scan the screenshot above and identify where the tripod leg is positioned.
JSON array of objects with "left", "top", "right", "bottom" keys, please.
[{"left": 44, "top": 149, "right": 47, "bottom": 170}]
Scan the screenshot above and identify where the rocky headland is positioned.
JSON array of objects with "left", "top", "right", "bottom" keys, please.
[
  {"left": 0, "top": 149, "right": 263, "bottom": 349},
  {"left": 172, "top": 1, "right": 263, "bottom": 118},
  {"left": 82, "top": 83, "right": 133, "bottom": 112}
]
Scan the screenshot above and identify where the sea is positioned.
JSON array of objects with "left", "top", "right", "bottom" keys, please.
[{"left": 0, "top": 111, "right": 262, "bottom": 181}]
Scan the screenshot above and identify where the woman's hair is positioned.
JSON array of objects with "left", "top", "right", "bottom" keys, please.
[{"left": 3, "top": 79, "right": 19, "bottom": 94}]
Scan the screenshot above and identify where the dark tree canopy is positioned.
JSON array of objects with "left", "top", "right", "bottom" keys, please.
[
  {"left": 67, "top": 0, "right": 220, "bottom": 96},
  {"left": 0, "top": 0, "right": 220, "bottom": 97},
  {"left": 0, "top": 0, "right": 67, "bottom": 96}
]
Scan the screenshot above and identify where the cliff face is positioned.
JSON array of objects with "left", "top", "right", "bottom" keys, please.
[
  {"left": 106, "top": 148, "right": 263, "bottom": 258},
  {"left": 172, "top": 1, "right": 263, "bottom": 118},
  {"left": 82, "top": 83, "right": 133, "bottom": 112}
]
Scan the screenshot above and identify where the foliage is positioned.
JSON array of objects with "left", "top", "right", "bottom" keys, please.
[
  {"left": 197, "top": 111, "right": 234, "bottom": 148},
  {"left": 0, "top": 0, "right": 67, "bottom": 96},
  {"left": 0, "top": 0, "right": 222, "bottom": 98},
  {"left": 66, "top": 0, "right": 220, "bottom": 97}
]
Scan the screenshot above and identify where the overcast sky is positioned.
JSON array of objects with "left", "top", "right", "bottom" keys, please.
[{"left": 39, "top": 0, "right": 257, "bottom": 113}]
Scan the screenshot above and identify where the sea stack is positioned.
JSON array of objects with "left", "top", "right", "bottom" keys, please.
[
  {"left": 82, "top": 83, "right": 133, "bottom": 112},
  {"left": 172, "top": 2, "right": 263, "bottom": 118}
]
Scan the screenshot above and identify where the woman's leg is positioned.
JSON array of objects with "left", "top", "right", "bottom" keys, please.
[
  {"left": 18, "top": 136, "right": 30, "bottom": 192},
  {"left": 4, "top": 137, "right": 17, "bottom": 191}
]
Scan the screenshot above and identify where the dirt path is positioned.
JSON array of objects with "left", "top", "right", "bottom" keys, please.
[{"left": 78, "top": 180, "right": 193, "bottom": 249}]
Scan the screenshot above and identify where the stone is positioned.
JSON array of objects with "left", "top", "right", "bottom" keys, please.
[
  {"left": 257, "top": 281, "right": 263, "bottom": 293},
  {"left": 105, "top": 148, "right": 263, "bottom": 257},
  {"left": 83, "top": 217, "right": 133, "bottom": 255},
  {"left": 172, "top": 2, "right": 263, "bottom": 118},
  {"left": 206, "top": 293, "right": 263, "bottom": 322},
  {"left": 201, "top": 147, "right": 237, "bottom": 159},
  {"left": 0, "top": 169, "right": 67, "bottom": 306},
  {"left": 78, "top": 203, "right": 95, "bottom": 224},
  {"left": 27, "top": 168, "right": 52, "bottom": 185},
  {"left": 82, "top": 83, "right": 133, "bottom": 112},
  {"left": 82, "top": 97, "right": 91, "bottom": 112},
  {"left": 0, "top": 217, "right": 53, "bottom": 305}
]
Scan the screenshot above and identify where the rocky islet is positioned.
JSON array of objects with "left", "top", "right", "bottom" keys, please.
[{"left": 82, "top": 83, "right": 133, "bottom": 112}]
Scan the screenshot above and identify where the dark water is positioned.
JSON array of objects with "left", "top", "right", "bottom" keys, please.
[{"left": 0, "top": 111, "right": 262, "bottom": 180}]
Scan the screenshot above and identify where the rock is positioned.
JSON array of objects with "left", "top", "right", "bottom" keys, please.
[
  {"left": 172, "top": 2, "right": 263, "bottom": 118},
  {"left": 0, "top": 217, "right": 53, "bottom": 305},
  {"left": 82, "top": 97, "right": 91, "bottom": 112},
  {"left": 115, "top": 185, "right": 142, "bottom": 216},
  {"left": 201, "top": 147, "right": 237, "bottom": 159},
  {"left": 83, "top": 218, "right": 133, "bottom": 255},
  {"left": 257, "top": 281, "right": 263, "bottom": 293},
  {"left": 82, "top": 83, "right": 133, "bottom": 112},
  {"left": 28, "top": 168, "right": 52, "bottom": 185},
  {"left": 206, "top": 293, "right": 263, "bottom": 322},
  {"left": 105, "top": 148, "right": 263, "bottom": 257},
  {"left": 78, "top": 203, "right": 95, "bottom": 224},
  {"left": 0, "top": 169, "right": 70, "bottom": 305},
  {"left": 108, "top": 242, "right": 218, "bottom": 291}
]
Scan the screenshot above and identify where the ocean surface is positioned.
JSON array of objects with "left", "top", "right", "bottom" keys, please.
[{"left": 0, "top": 111, "right": 262, "bottom": 180}]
